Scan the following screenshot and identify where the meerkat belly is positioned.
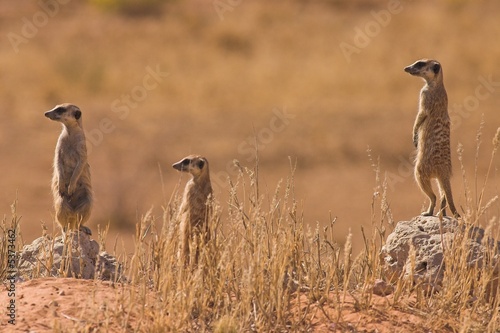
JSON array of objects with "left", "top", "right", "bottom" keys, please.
[
  {"left": 189, "top": 196, "right": 208, "bottom": 226},
  {"left": 418, "top": 120, "right": 451, "bottom": 175},
  {"left": 56, "top": 142, "right": 85, "bottom": 191},
  {"left": 68, "top": 187, "right": 91, "bottom": 210}
]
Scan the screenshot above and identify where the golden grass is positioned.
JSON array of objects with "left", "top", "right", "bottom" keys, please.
[
  {"left": 2, "top": 138, "right": 500, "bottom": 331},
  {"left": 1, "top": 1, "right": 500, "bottom": 256}
]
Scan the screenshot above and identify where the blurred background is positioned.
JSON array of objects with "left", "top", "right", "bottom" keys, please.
[{"left": 1, "top": 0, "right": 499, "bottom": 254}]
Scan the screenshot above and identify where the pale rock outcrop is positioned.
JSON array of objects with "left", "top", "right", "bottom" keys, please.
[
  {"left": 17, "top": 231, "right": 123, "bottom": 281},
  {"left": 380, "top": 216, "right": 499, "bottom": 291}
]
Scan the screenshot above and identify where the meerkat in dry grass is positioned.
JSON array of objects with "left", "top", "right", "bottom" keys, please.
[
  {"left": 172, "top": 155, "right": 213, "bottom": 265},
  {"left": 404, "top": 59, "right": 460, "bottom": 218},
  {"left": 45, "top": 104, "right": 93, "bottom": 235}
]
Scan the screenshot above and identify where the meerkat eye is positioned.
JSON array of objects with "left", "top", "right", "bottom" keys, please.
[
  {"left": 55, "top": 107, "right": 65, "bottom": 114},
  {"left": 181, "top": 159, "right": 190, "bottom": 166},
  {"left": 197, "top": 160, "right": 205, "bottom": 169}
]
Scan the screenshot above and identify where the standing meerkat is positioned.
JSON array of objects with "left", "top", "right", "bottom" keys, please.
[
  {"left": 173, "top": 155, "right": 213, "bottom": 265},
  {"left": 45, "top": 104, "right": 93, "bottom": 235},
  {"left": 404, "top": 59, "right": 460, "bottom": 218}
]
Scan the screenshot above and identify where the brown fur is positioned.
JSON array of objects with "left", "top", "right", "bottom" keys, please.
[
  {"left": 404, "top": 59, "right": 460, "bottom": 218},
  {"left": 45, "top": 104, "right": 93, "bottom": 234},
  {"left": 173, "top": 155, "right": 213, "bottom": 265}
]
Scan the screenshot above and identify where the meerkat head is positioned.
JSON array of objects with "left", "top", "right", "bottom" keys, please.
[
  {"left": 404, "top": 59, "right": 442, "bottom": 85},
  {"left": 173, "top": 155, "right": 209, "bottom": 179},
  {"left": 45, "top": 104, "right": 82, "bottom": 128}
]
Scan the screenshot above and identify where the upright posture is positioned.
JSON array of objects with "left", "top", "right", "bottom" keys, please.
[
  {"left": 173, "top": 155, "right": 213, "bottom": 265},
  {"left": 404, "top": 59, "right": 460, "bottom": 218},
  {"left": 45, "top": 104, "right": 93, "bottom": 235}
]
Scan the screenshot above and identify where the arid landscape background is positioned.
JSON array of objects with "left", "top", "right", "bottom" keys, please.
[
  {"left": 2, "top": 1, "right": 500, "bottom": 332},
  {"left": 1, "top": 0, "right": 500, "bottom": 254}
]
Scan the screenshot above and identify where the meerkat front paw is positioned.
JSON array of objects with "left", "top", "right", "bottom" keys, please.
[
  {"left": 68, "top": 181, "right": 78, "bottom": 195},
  {"left": 59, "top": 183, "right": 67, "bottom": 196},
  {"left": 67, "top": 181, "right": 77, "bottom": 196}
]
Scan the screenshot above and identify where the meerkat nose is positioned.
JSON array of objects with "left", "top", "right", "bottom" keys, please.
[
  {"left": 44, "top": 111, "right": 56, "bottom": 120},
  {"left": 172, "top": 162, "right": 183, "bottom": 171},
  {"left": 173, "top": 158, "right": 191, "bottom": 171}
]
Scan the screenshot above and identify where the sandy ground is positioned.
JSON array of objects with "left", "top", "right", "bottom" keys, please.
[
  {"left": 0, "top": 278, "right": 150, "bottom": 332},
  {"left": 0, "top": 278, "right": 433, "bottom": 332}
]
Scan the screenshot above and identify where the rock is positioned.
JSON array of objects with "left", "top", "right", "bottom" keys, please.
[
  {"left": 17, "top": 231, "right": 124, "bottom": 281},
  {"left": 372, "top": 279, "right": 394, "bottom": 296},
  {"left": 380, "top": 216, "right": 500, "bottom": 290},
  {"left": 96, "top": 251, "right": 123, "bottom": 281}
]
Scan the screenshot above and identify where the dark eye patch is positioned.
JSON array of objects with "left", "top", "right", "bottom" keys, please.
[
  {"left": 414, "top": 61, "right": 426, "bottom": 69},
  {"left": 181, "top": 159, "right": 190, "bottom": 166},
  {"left": 55, "top": 107, "right": 65, "bottom": 114},
  {"left": 432, "top": 63, "right": 441, "bottom": 74}
]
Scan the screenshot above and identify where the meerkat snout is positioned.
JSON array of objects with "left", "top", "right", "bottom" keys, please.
[
  {"left": 404, "top": 60, "right": 426, "bottom": 74},
  {"left": 172, "top": 157, "right": 191, "bottom": 172}
]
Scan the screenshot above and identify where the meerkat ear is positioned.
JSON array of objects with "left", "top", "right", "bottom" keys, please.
[
  {"left": 74, "top": 110, "right": 82, "bottom": 119},
  {"left": 432, "top": 63, "right": 441, "bottom": 74},
  {"left": 197, "top": 160, "right": 205, "bottom": 169}
]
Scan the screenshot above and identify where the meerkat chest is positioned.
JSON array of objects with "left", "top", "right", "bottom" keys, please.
[
  {"left": 420, "top": 84, "right": 448, "bottom": 111},
  {"left": 182, "top": 182, "right": 211, "bottom": 213},
  {"left": 55, "top": 135, "right": 86, "bottom": 171}
]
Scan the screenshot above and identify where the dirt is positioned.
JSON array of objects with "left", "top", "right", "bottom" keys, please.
[
  {"left": 0, "top": 278, "right": 149, "bottom": 332},
  {"left": 0, "top": 278, "right": 434, "bottom": 332}
]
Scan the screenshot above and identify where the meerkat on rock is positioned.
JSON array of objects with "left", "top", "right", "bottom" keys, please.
[
  {"left": 404, "top": 59, "right": 460, "bottom": 218},
  {"left": 173, "top": 155, "right": 213, "bottom": 265},
  {"left": 45, "top": 104, "right": 93, "bottom": 235}
]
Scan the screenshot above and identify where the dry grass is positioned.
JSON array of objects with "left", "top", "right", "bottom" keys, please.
[
  {"left": 1, "top": 0, "right": 500, "bottom": 256},
  {"left": 2, "top": 138, "right": 500, "bottom": 331}
]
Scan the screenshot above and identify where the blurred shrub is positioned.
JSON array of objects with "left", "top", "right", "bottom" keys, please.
[
  {"left": 88, "top": 0, "right": 176, "bottom": 17},
  {"left": 216, "top": 32, "right": 253, "bottom": 56}
]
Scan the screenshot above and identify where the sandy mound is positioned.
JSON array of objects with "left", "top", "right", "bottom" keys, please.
[
  {"left": 0, "top": 278, "right": 148, "bottom": 332},
  {"left": 0, "top": 277, "right": 432, "bottom": 332}
]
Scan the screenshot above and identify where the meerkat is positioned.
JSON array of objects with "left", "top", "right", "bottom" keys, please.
[
  {"left": 172, "top": 155, "right": 213, "bottom": 265},
  {"left": 45, "top": 104, "right": 93, "bottom": 235},
  {"left": 404, "top": 59, "right": 460, "bottom": 218}
]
